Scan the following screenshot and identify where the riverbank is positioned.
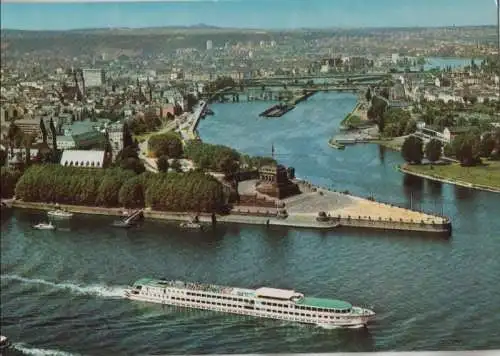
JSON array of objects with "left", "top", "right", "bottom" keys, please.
[
  {"left": 398, "top": 162, "right": 500, "bottom": 193},
  {"left": 10, "top": 198, "right": 451, "bottom": 235},
  {"left": 339, "top": 101, "right": 372, "bottom": 130}
]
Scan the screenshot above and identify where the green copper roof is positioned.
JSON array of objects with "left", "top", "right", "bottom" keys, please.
[
  {"left": 297, "top": 297, "right": 352, "bottom": 310},
  {"left": 133, "top": 278, "right": 155, "bottom": 286}
]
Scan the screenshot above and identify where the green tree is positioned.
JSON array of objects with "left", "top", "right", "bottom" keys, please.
[
  {"left": 1, "top": 167, "right": 22, "bottom": 198},
  {"left": 148, "top": 133, "right": 183, "bottom": 158},
  {"left": 170, "top": 159, "right": 182, "bottom": 172},
  {"left": 40, "top": 118, "right": 48, "bottom": 144},
  {"left": 96, "top": 175, "right": 125, "bottom": 207},
  {"left": 118, "top": 176, "right": 145, "bottom": 208},
  {"left": 157, "top": 155, "right": 170, "bottom": 173},
  {"left": 425, "top": 139, "right": 443, "bottom": 163},
  {"left": 218, "top": 155, "right": 239, "bottom": 179},
  {"left": 401, "top": 136, "right": 424, "bottom": 164},
  {"left": 122, "top": 121, "right": 134, "bottom": 148},
  {"left": 0, "top": 149, "right": 6, "bottom": 167},
  {"left": 479, "top": 133, "right": 496, "bottom": 158},
  {"left": 49, "top": 118, "right": 58, "bottom": 150},
  {"left": 403, "top": 119, "right": 418, "bottom": 135},
  {"left": 365, "top": 87, "right": 372, "bottom": 102},
  {"left": 120, "top": 157, "right": 146, "bottom": 174},
  {"left": 7, "top": 123, "right": 23, "bottom": 151},
  {"left": 443, "top": 143, "right": 455, "bottom": 157},
  {"left": 452, "top": 133, "right": 481, "bottom": 166}
]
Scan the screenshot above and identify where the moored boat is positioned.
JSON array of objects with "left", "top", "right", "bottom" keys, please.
[
  {"left": 0, "top": 335, "right": 11, "bottom": 350},
  {"left": 124, "top": 278, "right": 375, "bottom": 328},
  {"left": 179, "top": 221, "right": 203, "bottom": 230},
  {"left": 328, "top": 139, "right": 346, "bottom": 150},
  {"left": 48, "top": 208, "right": 73, "bottom": 219},
  {"left": 33, "top": 222, "right": 55, "bottom": 230}
]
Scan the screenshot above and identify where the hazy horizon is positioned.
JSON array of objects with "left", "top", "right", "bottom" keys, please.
[{"left": 1, "top": 0, "right": 499, "bottom": 31}]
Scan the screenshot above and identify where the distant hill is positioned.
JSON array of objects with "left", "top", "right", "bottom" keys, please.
[{"left": 0, "top": 24, "right": 496, "bottom": 57}]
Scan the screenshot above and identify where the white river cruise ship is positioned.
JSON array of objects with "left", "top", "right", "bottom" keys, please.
[{"left": 124, "top": 278, "right": 376, "bottom": 327}]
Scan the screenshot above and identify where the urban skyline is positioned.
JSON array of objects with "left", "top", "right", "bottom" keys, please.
[{"left": 1, "top": 0, "right": 499, "bottom": 31}]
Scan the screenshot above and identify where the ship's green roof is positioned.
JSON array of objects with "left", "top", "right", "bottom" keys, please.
[
  {"left": 297, "top": 297, "right": 352, "bottom": 310},
  {"left": 134, "top": 278, "right": 157, "bottom": 286}
]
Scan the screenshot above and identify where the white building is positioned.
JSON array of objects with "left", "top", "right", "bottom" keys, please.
[
  {"left": 60, "top": 150, "right": 106, "bottom": 168},
  {"left": 206, "top": 40, "right": 213, "bottom": 51},
  {"left": 56, "top": 135, "right": 76, "bottom": 150},
  {"left": 82, "top": 69, "right": 105, "bottom": 88},
  {"left": 107, "top": 121, "right": 124, "bottom": 152}
]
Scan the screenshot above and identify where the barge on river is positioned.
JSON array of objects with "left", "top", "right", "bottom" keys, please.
[{"left": 125, "top": 278, "right": 375, "bottom": 327}]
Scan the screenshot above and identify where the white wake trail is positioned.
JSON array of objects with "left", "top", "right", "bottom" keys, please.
[
  {"left": 12, "top": 343, "right": 82, "bottom": 356},
  {"left": 1, "top": 274, "right": 126, "bottom": 299}
]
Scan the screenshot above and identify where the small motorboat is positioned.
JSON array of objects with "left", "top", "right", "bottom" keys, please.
[
  {"left": 179, "top": 221, "right": 203, "bottom": 229},
  {"left": 179, "top": 216, "right": 203, "bottom": 230},
  {"left": 328, "top": 139, "right": 346, "bottom": 150},
  {"left": 48, "top": 208, "right": 74, "bottom": 219},
  {"left": 0, "top": 335, "right": 10, "bottom": 351},
  {"left": 33, "top": 222, "right": 55, "bottom": 230}
]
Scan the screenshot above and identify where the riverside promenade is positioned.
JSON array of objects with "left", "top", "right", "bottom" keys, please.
[
  {"left": 179, "top": 101, "right": 207, "bottom": 141},
  {"left": 11, "top": 180, "right": 452, "bottom": 235},
  {"left": 235, "top": 179, "right": 451, "bottom": 235}
]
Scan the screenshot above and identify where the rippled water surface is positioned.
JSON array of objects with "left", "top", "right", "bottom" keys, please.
[{"left": 2, "top": 92, "right": 500, "bottom": 355}]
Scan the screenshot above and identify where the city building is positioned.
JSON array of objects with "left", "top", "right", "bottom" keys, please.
[
  {"left": 107, "top": 121, "right": 124, "bottom": 152},
  {"left": 60, "top": 150, "right": 107, "bottom": 168},
  {"left": 206, "top": 40, "right": 213, "bottom": 51},
  {"left": 82, "top": 69, "right": 105, "bottom": 88},
  {"left": 55, "top": 135, "right": 76, "bottom": 150}
]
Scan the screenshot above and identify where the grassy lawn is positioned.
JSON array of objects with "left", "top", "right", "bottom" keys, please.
[
  {"left": 372, "top": 137, "right": 405, "bottom": 151},
  {"left": 340, "top": 114, "right": 366, "bottom": 129},
  {"left": 403, "top": 161, "right": 500, "bottom": 190}
]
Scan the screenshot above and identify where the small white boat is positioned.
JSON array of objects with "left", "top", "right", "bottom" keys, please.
[
  {"left": 0, "top": 335, "right": 11, "bottom": 350},
  {"left": 179, "top": 221, "right": 203, "bottom": 229},
  {"left": 33, "top": 222, "right": 55, "bottom": 230},
  {"left": 48, "top": 209, "right": 74, "bottom": 219}
]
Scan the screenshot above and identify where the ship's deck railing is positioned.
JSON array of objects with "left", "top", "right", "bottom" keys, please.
[{"left": 156, "top": 280, "right": 233, "bottom": 294}]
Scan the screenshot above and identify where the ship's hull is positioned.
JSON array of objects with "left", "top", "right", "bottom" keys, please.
[{"left": 125, "top": 292, "right": 373, "bottom": 327}]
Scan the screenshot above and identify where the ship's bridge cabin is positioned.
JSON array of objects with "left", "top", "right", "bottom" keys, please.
[
  {"left": 255, "top": 287, "right": 304, "bottom": 302},
  {"left": 255, "top": 287, "right": 353, "bottom": 315}
]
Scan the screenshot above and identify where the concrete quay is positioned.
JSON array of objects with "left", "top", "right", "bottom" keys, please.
[{"left": 237, "top": 179, "right": 452, "bottom": 235}]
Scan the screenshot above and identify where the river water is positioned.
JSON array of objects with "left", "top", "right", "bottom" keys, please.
[{"left": 1, "top": 92, "right": 500, "bottom": 355}]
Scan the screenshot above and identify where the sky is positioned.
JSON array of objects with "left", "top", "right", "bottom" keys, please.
[{"left": 1, "top": 0, "right": 499, "bottom": 31}]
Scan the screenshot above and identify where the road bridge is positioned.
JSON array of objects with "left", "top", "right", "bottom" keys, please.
[
  {"left": 216, "top": 86, "right": 363, "bottom": 97},
  {"left": 249, "top": 73, "right": 388, "bottom": 81}
]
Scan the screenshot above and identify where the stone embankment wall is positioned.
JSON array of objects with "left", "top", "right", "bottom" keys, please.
[
  {"left": 322, "top": 216, "right": 451, "bottom": 234},
  {"left": 11, "top": 200, "right": 451, "bottom": 234}
]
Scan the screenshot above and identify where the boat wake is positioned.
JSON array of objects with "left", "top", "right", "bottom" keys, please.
[
  {"left": 316, "top": 323, "right": 366, "bottom": 330},
  {"left": 316, "top": 323, "right": 342, "bottom": 330},
  {"left": 11, "top": 343, "right": 81, "bottom": 356},
  {"left": 1, "top": 274, "right": 125, "bottom": 299}
]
